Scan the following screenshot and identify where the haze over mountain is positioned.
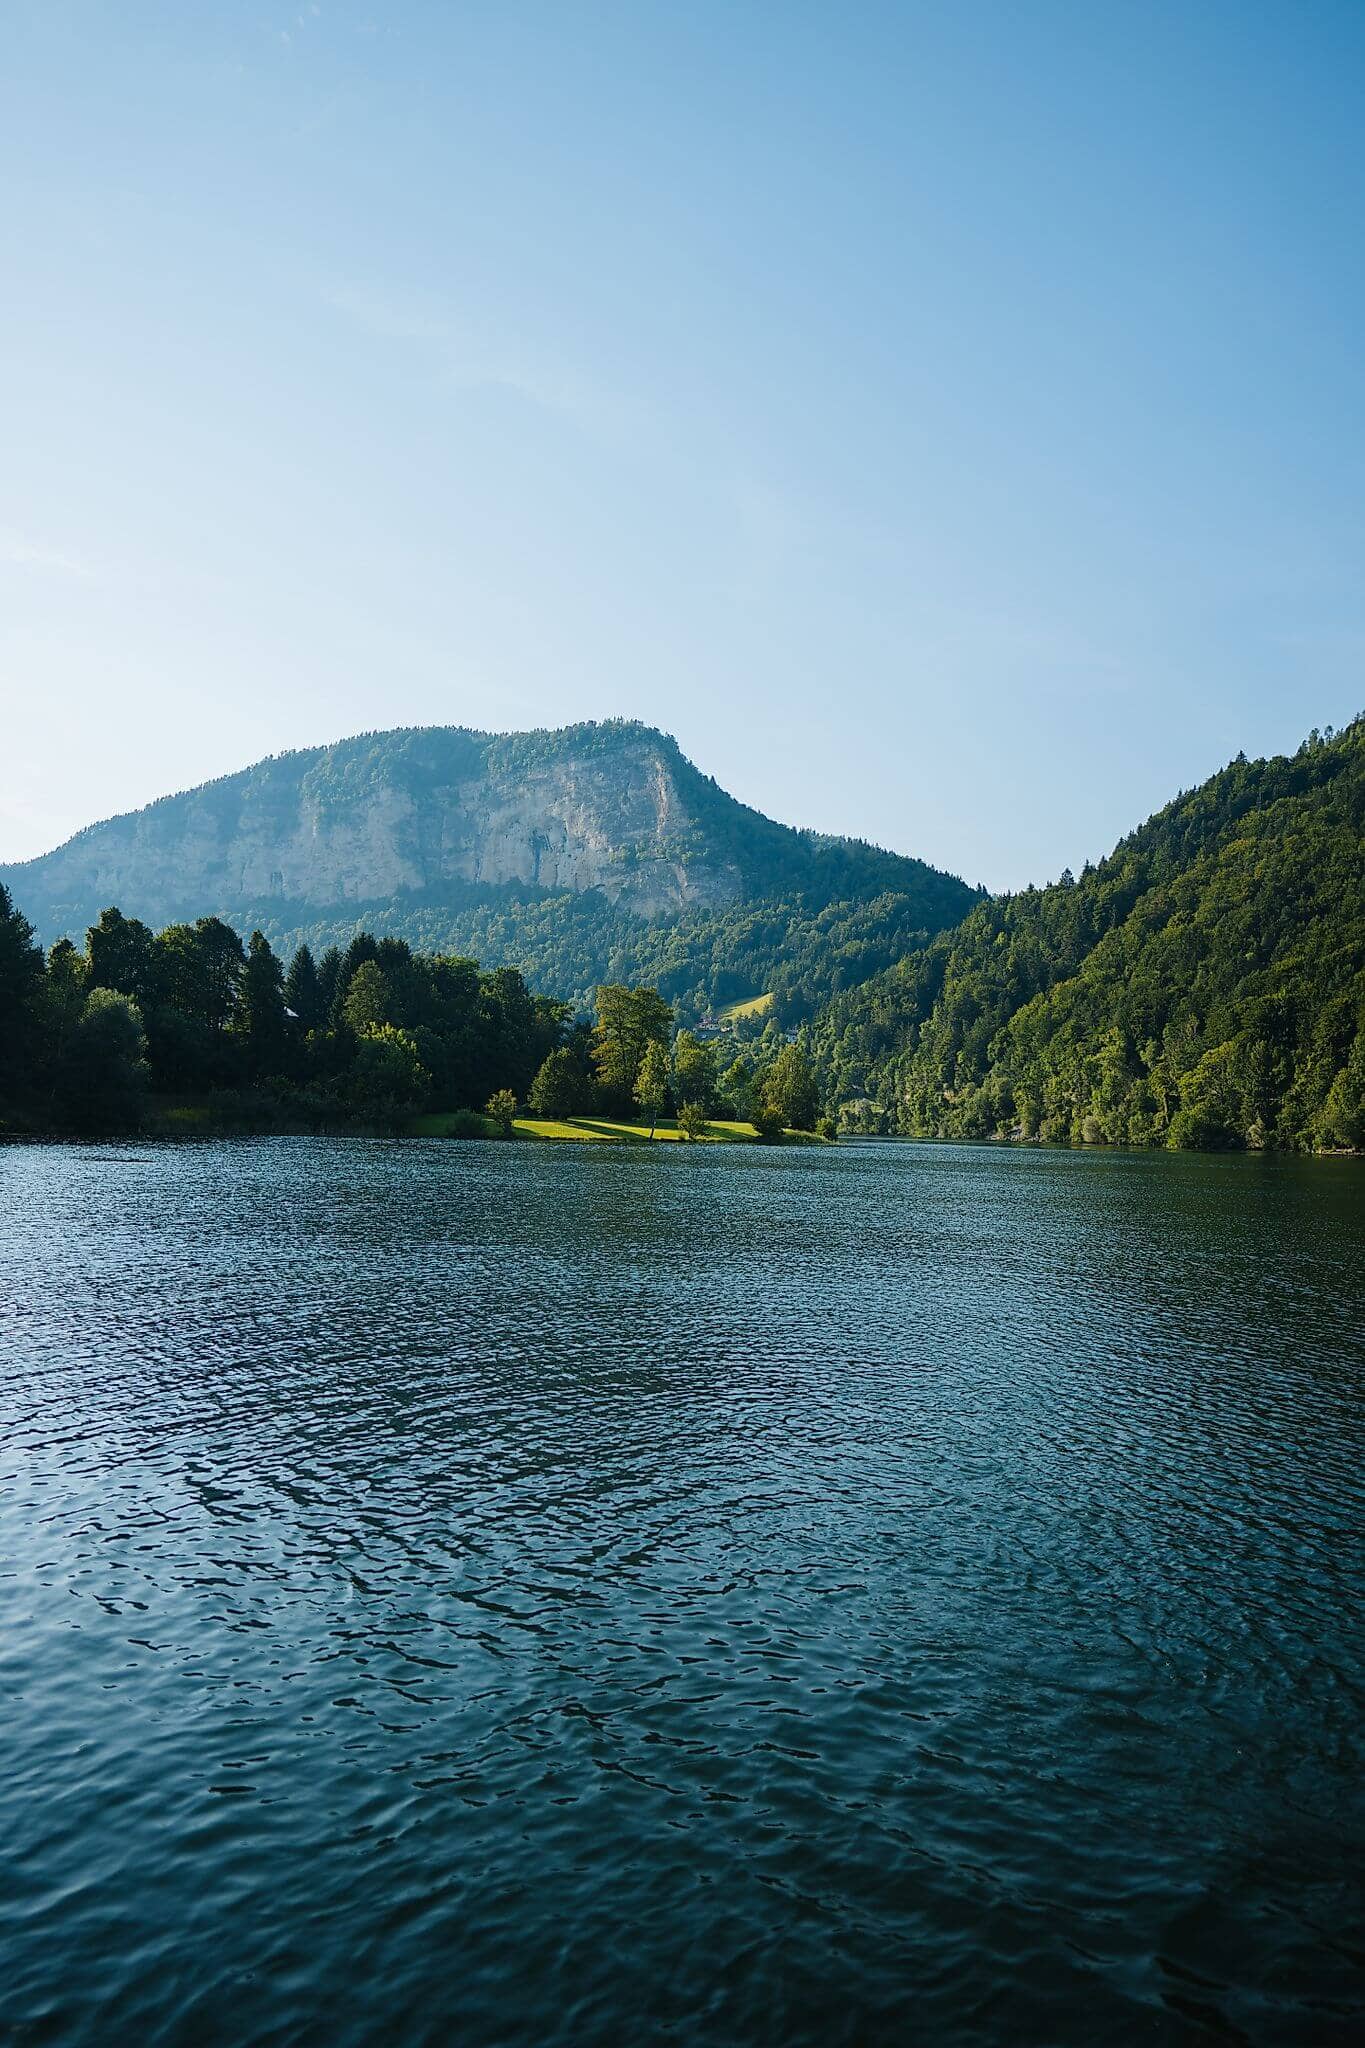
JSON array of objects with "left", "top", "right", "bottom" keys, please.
[{"left": 1, "top": 720, "right": 977, "bottom": 1020}]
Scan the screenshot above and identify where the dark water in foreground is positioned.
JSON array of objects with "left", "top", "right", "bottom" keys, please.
[{"left": 1, "top": 1140, "right": 1362, "bottom": 2046}]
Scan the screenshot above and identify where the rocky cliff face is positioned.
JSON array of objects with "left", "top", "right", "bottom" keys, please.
[{"left": 2, "top": 723, "right": 773, "bottom": 938}]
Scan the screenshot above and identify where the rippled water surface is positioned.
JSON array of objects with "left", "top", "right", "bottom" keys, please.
[{"left": 2, "top": 1139, "right": 1362, "bottom": 2046}]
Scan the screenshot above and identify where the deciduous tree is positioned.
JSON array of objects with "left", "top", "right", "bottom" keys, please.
[
  {"left": 672, "top": 1029, "right": 717, "bottom": 1110},
  {"left": 343, "top": 961, "right": 391, "bottom": 1034},
  {"left": 56, "top": 989, "right": 149, "bottom": 1132},
  {"left": 528, "top": 1047, "right": 584, "bottom": 1120},
  {"left": 635, "top": 1040, "right": 669, "bottom": 1138},
  {"left": 758, "top": 1044, "right": 820, "bottom": 1131},
  {"left": 592, "top": 984, "right": 673, "bottom": 1110}
]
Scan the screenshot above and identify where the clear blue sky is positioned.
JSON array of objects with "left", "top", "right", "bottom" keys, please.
[{"left": 2, "top": 2, "right": 1361, "bottom": 889}]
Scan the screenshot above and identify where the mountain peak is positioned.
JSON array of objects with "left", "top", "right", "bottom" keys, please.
[{"left": 3, "top": 721, "right": 971, "bottom": 956}]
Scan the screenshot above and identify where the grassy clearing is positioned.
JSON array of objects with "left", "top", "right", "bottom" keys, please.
[
  {"left": 517, "top": 1115, "right": 745, "bottom": 1144},
  {"left": 716, "top": 992, "right": 774, "bottom": 1022},
  {"left": 410, "top": 1109, "right": 828, "bottom": 1146},
  {"left": 144, "top": 1103, "right": 829, "bottom": 1148},
  {"left": 515, "top": 1116, "right": 611, "bottom": 1141}
]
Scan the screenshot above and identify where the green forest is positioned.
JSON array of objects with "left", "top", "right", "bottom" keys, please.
[
  {"left": 258, "top": 879, "right": 977, "bottom": 1030},
  {"left": 0, "top": 895, "right": 825, "bottom": 1141},
  {"left": 809, "top": 719, "right": 1365, "bottom": 1152}
]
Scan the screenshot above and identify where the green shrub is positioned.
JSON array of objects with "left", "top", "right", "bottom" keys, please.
[
  {"left": 487, "top": 1087, "right": 518, "bottom": 1135},
  {"left": 446, "top": 1107, "right": 489, "bottom": 1138},
  {"left": 677, "top": 1100, "right": 709, "bottom": 1141}
]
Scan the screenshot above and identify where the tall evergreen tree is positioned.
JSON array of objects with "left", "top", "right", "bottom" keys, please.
[
  {"left": 315, "top": 946, "right": 343, "bottom": 1021},
  {"left": 239, "top": 932, "right": 288, "bottom": 1078},
  {"left": 330, "top": 934, "right": 381, "bottom": 1027},
  {"left": 0, "top": 884, "right": 44, "bottom": 1100},
  {"left": 283, "top": 943, "right": 324, "bottom": 1033}
]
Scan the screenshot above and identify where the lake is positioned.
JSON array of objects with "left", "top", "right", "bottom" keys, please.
[{"left": 1, "top": 1138, "right": 1361, "bottom": 2045}]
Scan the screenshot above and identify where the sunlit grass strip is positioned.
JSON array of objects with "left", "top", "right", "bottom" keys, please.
[
  {"left": 411, "top": 1110, "right": 829, "bottom": 1145},
  {"left": 516, "top": 1115, "right": 743, "bottom": 1143}
]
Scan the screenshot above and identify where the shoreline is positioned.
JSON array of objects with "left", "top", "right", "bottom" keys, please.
[{"left": 0, "top": 1105, "right": 832, "bottom": 1148}]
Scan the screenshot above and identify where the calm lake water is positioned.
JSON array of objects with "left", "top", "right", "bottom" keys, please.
[{"left": 1, "top": 1139, "right": 1362, "bottom": 2046}]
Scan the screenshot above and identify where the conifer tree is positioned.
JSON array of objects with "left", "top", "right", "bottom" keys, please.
[{"left": 283, "top": 943, "right": 324, "bottom": 1033}]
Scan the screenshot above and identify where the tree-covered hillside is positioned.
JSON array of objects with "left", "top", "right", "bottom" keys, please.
[
  {"left": 809, "top": 721, "right": 1365, "bottom": 1151},
  {"left": 250, "top": 878, "right": 975, "bottom": 1026}
]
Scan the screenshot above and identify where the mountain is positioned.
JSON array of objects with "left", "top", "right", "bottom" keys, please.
[
  {"left": 1, "top": 720, "right": 978, "bottom": 1019},
  {"left": 808, "top": 719, "right": 1365, "bottom": 1150}
]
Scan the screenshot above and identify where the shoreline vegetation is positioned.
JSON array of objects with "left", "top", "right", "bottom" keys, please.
[
  {"left": 0, "top": 890, "right": 834, "bottom": 1147},
  {"left": 1, "top": 720, "right": 1360, "bottom": 1155}
]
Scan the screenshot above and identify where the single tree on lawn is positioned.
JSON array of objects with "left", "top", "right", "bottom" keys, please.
[{"left": 635, "top": 1040, "right": 669, "bottom": 1139}]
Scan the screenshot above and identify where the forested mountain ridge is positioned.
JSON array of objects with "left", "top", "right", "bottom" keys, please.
[
  {"left": 1, "top": 720, "right": 977, "bottom": 1021},
  {"left": 809, "top": 720, "right": 1365, "bottom": 1150}
]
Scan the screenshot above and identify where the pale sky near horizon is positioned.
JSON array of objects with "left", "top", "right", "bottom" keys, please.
[{"left": 2, "top": 1, "right": 1361, "bottom": 891}]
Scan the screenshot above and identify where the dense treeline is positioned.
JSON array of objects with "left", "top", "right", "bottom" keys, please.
[
  {"left": 810, "top": 721, "right": 1365, "bottom": 1151},
  {"left": 0, "top": 894, "right": 828, "bottom": 1140},
  {"left": 0, "top": 901, "right": 568, "bottom": 1134}
]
